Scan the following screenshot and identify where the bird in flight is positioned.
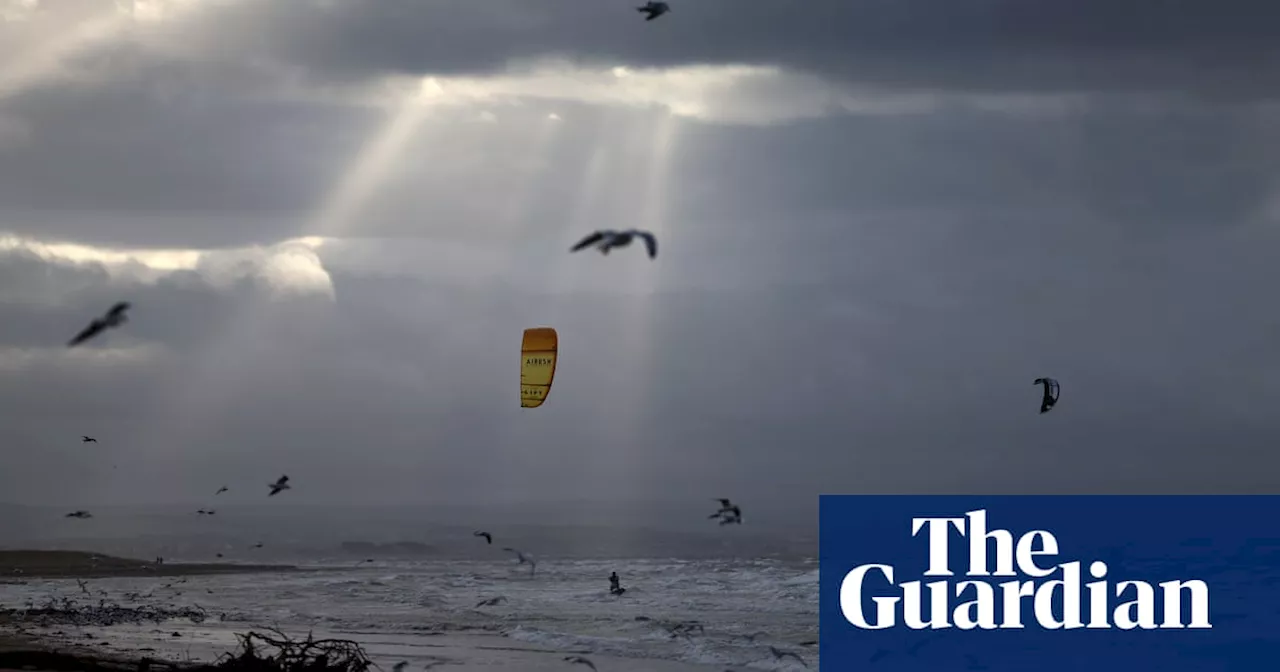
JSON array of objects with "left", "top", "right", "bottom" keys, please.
[
  {"left": 636, "top": 1, "right": 670, "bottom": 21},
  {"left": 475, "top": 596, "right": 507, "bottom": 607},
  {"left": 473, "top": 531, "right": 493, "bottom": 545},
  {"left": 769, "top": 646, "right": 807, "bottom": 668},
  {"left": 82, "top": 436, "right": 97, "bottom": 443},
  {"left": 570, "top": 229, "right": 657, "bottom": 258},
  {"left": 709, "top": 498, "right": 742, "bottom": 525},
  {"left": 65, "top": 510, "right": 92, "bottom": 519},
  {"left": 1034, "top": 377, "right": 1060, "bottom": 414},
  {"left": 215, "top": 486, "right": 228, "bottom": 495},
  {"left": 68, "top": 302, "right": 132, "bottom": 347},
  {"left": 564, "top": 656, "right": 597, "bottom": 670},
  {"left": 267, "top": 475, "right": 290, "bottom": 496},
  {"left": 502, "top": 547, "right": 538, "bottom": 575}
]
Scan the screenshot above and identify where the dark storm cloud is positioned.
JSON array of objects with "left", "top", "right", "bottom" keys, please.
[
  {"left": 221, "top": 0, "right": 1280, "bottom": 97},
  {"left": 1, "top": 0, "right": 1279, "bottom": 513}
]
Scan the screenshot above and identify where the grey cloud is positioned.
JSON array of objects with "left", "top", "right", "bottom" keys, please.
[
  {"left": 209, "top": 0, "right": 1280, "bottom": 96},
  {"left": 2, "top": 0, "right": 1280, "bottom": 515}
]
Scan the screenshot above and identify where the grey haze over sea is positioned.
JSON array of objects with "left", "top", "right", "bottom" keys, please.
[{"left": 0, "top": 503, "right": 818, "bottom": 670}]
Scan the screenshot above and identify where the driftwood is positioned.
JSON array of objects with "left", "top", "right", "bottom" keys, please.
[
  {"left": 214, "top": 628, "right": 375, "bottom": 672},
  {"left": 0, "top": 628, "right": 375, "bottom": 672}
]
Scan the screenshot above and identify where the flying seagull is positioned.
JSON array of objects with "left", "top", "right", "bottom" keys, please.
[
  {"left": 215, "top": 486, "right": 228, "bottom": 495},
  {"left": 68, "top": 302, "right": 131, "bottom": 347},
  {"left": 1034, "top": 377, "right": 1060, "bottom": 414},
  {"left": 65, "top": 510, "right": 92, "bottom": 519},
  {"left": 570, "top": 229, "right": 657, "bottom": 258},
  {"left": 81, "top": 436, "right": 98, "bottom": 443},
  {"left": 718, "top": 505, "right": 743, "bottom": 525},
  {"left": 268, "top": 474, "right": 290, "bottom": 496},
  {"left": 473, "top": 531, "right": 493, "bottom": 545},
  {"left": 636, "top": 1, "right": 670, "bottom": 21},
  {"left": 769, "top": 646, "right": 807, "bottom": 668},
  {"left": 502, "top": 547, "right": 538, "bottom": 575},
  {"left": 709, "top": 498, "right": 733, "bottom": 517},
  {"left": 564, "top": 656, "right": 597, "bottom": 670}
]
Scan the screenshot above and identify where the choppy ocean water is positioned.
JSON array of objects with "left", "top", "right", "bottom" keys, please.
[{"left": 0, "top": 557, "right": 818, "bottom": 670}]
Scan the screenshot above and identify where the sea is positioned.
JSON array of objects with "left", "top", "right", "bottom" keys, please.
[{"left": 0, "top": 515, "right": 818, "bottom": 670}]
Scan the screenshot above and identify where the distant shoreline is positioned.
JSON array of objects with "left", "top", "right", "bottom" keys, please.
[{"left": 0, "top": 549, "right": 300, "bottom": 579}]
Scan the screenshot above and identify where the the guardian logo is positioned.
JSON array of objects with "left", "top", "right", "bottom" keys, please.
[{"left": 840, "top": 509, "right": 1211, "bottom": 631}]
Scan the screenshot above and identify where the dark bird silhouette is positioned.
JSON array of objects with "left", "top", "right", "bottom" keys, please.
[
  {"left": 564, "top": 656, "right": 597, "bottom": 670},
  {"left": 65, "top": 510, "right": 92, "bottom": 519},
  {"left": 570, "top": 229, "right": 657, "bottom": 258},
  {"left": 718, "top": 505, "right": 743, "bottom": 525},
  {"left": 636, "top": 1, "right": 670, "bottom": 21},
  {"left": 81, "top": 436, "right": 97, "bottom": 443},
  {"left": 476, "top": 596, "right": 507, "bottom": 607},
  {"left": 215, "top": 486, "right": 228, "bottom": 495},
  {"left": 1034, "top": 377, "right": 1060, "bottom": 414},
  {"left": 473, "top": 531, "right": 493, "bottom": 544},
  {"left": 769, "top": 645, "right": 807, "bottom": 668},
  {"left": 251, "top": 542, "right": 263, "bottom": 549},
  {"left": 68, "top": 302, "right": 131, "bottom": 347},
  {"left": 502, "top": 547, "right": 538, "bottom": 575},
  {"left": 709, "top": 498, "right": 734, "bottom": 518},
  {"left": 268, "top": 474, "right": 290, "bottom": 496}
]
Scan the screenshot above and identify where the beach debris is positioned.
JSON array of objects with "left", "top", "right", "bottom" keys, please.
[
  {"left": 215, "top": 628, "right": 374, "bottom": 672},
  {"left": 768, "top": 645, "right": 807, "bottom": 668},
  {"left": 473, "top": 531, "right": 493, "bottom": 544},
  {"left": 564, "top": 656, "right": 597, "bottom": 670},
  {"left": 68, "top": 301, "right": 131, "bottom": 347},
  {"left": 82, "top": 436, "right": 98, "bottom": 443},
  {"left": 216, "top": 486, "right": 229, "bottom": 495},
  {"left": 268, "top": 475, "right": 291, "bottom": 497},
  {"left": 570, "top": 229, "right": 657, "bottom": 258},
  {"left": 501, "top": 547, "right": 537, "bottom": 575},
  {"left": 65, "top": 510, "right": 92, "bottom": 519},
  {"left": 3, "top": 595, "right": 207, "bottom": 628}
]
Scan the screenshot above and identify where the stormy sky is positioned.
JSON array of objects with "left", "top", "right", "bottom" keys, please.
[{"left": 1, "top": 0, "right": 1278, "bottom": 514}]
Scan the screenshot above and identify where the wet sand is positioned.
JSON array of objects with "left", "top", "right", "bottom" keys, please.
[
  {"left": 27, "top": 623, "right": 729, "bottom": 671},
  {"left": 0, "top": 551, "right": 297, "bottom": 580}
]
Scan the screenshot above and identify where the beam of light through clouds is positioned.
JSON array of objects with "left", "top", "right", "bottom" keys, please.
[{"left": 2, "top": 0, "right": 1280, "bottom": 519}]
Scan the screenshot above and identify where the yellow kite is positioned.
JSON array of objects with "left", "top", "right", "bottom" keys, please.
[{"left": 520, "top": 327, "right": 558, "bottom": 408}]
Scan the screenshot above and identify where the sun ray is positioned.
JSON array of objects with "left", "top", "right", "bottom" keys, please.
[
  {"left": 130, "top": 79, "right": 445, "bottom": 469},
  {"left": 598, "top": 111, "right": 679, "bottom": 492}
]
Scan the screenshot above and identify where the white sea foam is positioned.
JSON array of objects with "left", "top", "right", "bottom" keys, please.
[{"left": 0, "top": 557, "right": 817, "bottom": 669}]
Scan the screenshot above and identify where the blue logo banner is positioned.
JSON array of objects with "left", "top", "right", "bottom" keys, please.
[{"left": 819, "top": 495, "right": 1280, "bottom": 671}]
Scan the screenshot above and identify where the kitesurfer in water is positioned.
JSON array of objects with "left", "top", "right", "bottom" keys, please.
[{"left": 609, "top": 571, "right": 626, "bottom": 595}]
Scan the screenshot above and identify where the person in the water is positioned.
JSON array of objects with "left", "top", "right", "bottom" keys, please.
[{"left": 609, "top": 571, "right": 625, "bottom": 595}]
